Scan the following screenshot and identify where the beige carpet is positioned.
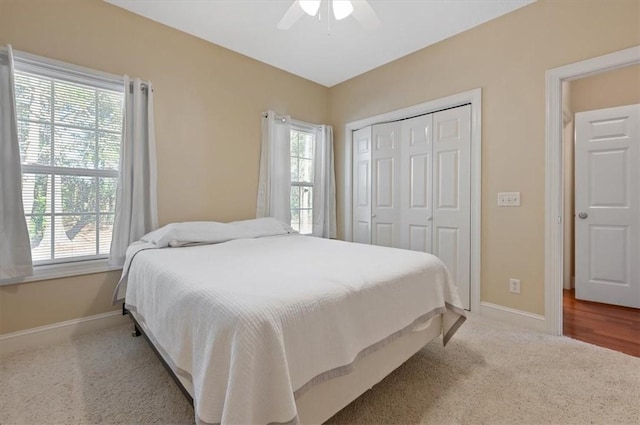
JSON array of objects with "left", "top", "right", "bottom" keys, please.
[{"left": 1, "top": 313, "right": 638, "bottom": 425}]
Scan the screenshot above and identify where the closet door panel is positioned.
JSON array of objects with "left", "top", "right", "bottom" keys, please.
[
  {"left": 372, "top": 122, "right": 401, "bottom": 247},
  {"left": 352, "top": 127, "right": 372, "bottom": 244},
  {"left": 410, "top": 154, "right": 429, "bottom": 208},
  {"left": 401, "top": 114, "right": 433, "bottom": 252},
  {"left": 409, "top": 224, "right": 430, "bottom": 252},
  {"left": 374, "top": 222, "right": 395, "bottom": 248},
  {"left": 433, "top": 105, "right": 471, "bottom": 309},
  {"left": 436, "top": 227, "right": 460, "bottom": 284},
  {"left": 436, "top": 150, "right": 459, "bottom": 209},
  {"left": 375, "top": 158, "right": 394, "bottom": 207}
]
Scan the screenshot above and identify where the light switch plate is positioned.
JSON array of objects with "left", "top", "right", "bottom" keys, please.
[
  {"left": 509, "top": 278, "right": 521, "bottom": 294},
  {"left": 498, "top": 192, "right": 520, "bottom": 206}
]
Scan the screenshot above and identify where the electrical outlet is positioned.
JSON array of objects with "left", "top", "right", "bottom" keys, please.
[
  {"left": 498, "top": 192, "right": 521, "bottom": 206},
  {"left": 509, "top": 278, "right": 521, "bottom": 294}
]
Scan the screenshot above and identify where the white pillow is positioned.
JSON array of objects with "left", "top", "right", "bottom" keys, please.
[{"left": 140, "top": 217, "right": 295, "bottom": 248}]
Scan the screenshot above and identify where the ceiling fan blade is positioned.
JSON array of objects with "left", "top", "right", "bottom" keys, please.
[
  {"left": 277, "top": 1, "right": 305, "bottom": 30},
  {"left": 351, "top": 0, "right": 381, "bottom": 29}
]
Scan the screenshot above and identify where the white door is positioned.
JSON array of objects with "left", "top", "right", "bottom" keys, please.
[
  {"left": 400, "top": 114, "right": 433, "bottom": 253},
  {"left": 575, "top": 104, "right": 640, "bottom": 308},
  {"left": 352, "top": 126, "right": 372, "bottom": 244},
  {"left": 432, "top": 105, "right": 471, "bottom": 309},
  {"left": 371, "top": 122, "right": 401, "bottom": 247}
]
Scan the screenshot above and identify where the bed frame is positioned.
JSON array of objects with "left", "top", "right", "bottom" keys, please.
[
  {"left": 124, "top": 304, "right": 194, "bottom": 406},
  {"left": 123, "top": 303, "right": 443, "bottom": 424}
]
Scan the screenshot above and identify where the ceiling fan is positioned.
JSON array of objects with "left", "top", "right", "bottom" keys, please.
[{"left": 277, "top": 0, "right": 381, "bottom": 30}]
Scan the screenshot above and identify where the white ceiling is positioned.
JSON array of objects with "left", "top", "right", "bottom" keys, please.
[{"left": 105, "top": 0, "right": 535, "bottom": 87}]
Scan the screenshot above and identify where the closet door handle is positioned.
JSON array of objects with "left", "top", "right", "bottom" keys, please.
[
  {"left": 427, "top": 216, "right": 432, "bottom": 221},
  {"left": 371, "top": 214, "right": 377, "bottom": 219}
]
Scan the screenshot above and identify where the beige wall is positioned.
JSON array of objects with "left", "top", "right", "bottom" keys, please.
[
  {"left": 570, "top": 64, "right": 640, "bottom": 113},
  {"left": 0, "top": 0, "right": 329, "bottom": 334},
  {"left": 329, "top": 0, "right": 640, "bottom": 315}
]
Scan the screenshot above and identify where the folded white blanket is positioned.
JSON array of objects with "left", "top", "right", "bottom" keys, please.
[
  {"left": 141, "top": 217, "right": 295, "bottom": 247},
  {"left": 113, "top": 217, "right": 294, "bottom": 302}
]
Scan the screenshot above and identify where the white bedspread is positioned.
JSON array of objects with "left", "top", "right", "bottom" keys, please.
[{"left": 121, "top": 235, "right": 466, "bottom": 425}]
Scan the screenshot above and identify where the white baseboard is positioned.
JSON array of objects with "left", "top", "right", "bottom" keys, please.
[
  {"left": 0, "top": 310, "right": 130, "bottom": 357},
  {"left": 480, "top": 302, "right": 546, "bottom": 333}
]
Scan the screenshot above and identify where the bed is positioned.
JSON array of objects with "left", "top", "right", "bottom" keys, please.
[{"left": 113, "top": 218, "right": 466, "bottom": 425}]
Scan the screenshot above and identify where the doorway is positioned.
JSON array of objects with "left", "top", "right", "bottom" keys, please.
[
  {"left": 545, "top": 46, "right": 640, "bottom": 339},
  {"left": 560, "top": 67, "right": 640, "bottom": 356}
]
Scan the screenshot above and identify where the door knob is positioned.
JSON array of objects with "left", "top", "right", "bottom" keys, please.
[
  {"left": 578, "top": 212, "right": 588, "bottom": 219},
  {"left": 427, "top": 216, "right": 433, "bottom": 221},
  {"left": 371, "top": 214, "right": 377, "bottom": 219}
]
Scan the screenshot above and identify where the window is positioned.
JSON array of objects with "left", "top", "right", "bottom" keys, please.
[
  {"left": 15, "top": 69, "right": 124, "bottom": 265},
  {"left": 290, "top": 127, "right": 314, "bottom": 235}
]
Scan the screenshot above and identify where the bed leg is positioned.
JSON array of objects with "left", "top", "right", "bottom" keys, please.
[{"left": 132, "top": 325, "right": 141, "bottom": 337}]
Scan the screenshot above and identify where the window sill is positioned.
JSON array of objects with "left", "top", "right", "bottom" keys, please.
[{"left": 0, "top": 259, "right": 122, "bottom": 286}]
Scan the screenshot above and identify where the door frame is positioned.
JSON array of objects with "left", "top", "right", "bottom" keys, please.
[
  {"left": 545, "top": 46, "right": 640, "bottom": 335},
  {"left": 343, "top": 88, "right": 482, "bottom": 313}
]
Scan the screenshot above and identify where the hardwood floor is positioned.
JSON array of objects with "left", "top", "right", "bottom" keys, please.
[{"left": 563, "top": 289, "right": 640, "bottom": 357}]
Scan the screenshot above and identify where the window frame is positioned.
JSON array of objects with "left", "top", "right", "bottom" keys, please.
[
  {"left": 289, "top": 124, "right": 315, "bottom": 235},
  {"left": 10, "top": 49, "right": 125, "bottom": 280}
]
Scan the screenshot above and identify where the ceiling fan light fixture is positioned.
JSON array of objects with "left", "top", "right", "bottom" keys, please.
[
  {"left": 332, "top": 0, "right": 354, "bottom": 20},
  {"left": 299, "top": 0, "right": 321, "bottom": 16}
]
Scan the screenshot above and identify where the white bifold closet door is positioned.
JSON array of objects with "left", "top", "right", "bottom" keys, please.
[
  {"left": 352, "top": 104, "right": 471, "bottom": 309},
  {"left": 352, "top": 126, "right": 372, "bottom": 245},
  {"left": 371, "top": 122, "right": 402, "bottom": 247},
  {"left": 400, "top": 114, "right": 433, "bottom": 253},
  {"left": 431, "top": 106, "right": 471, "bottom": 309}
]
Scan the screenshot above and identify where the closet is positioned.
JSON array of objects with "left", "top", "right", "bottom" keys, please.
[{"left": 352, "top": 104, "right": 471, "bottom": 308}]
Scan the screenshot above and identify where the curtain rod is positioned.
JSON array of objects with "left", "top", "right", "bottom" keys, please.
[
  {"left": 262, "top": 112, "right": 322, "bottom": 129},
  {"left": 129, "top": 82, "right": 153, "bottom": 93},
  {"left": 262, "top": 112, "right": 287, "bottom": 122}
]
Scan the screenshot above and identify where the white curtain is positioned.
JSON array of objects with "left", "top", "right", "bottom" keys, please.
[
  {"left": 312, "top": 125, "right": 337, "bottom": 238},
  {"left": 256, "top": 111, "right": 291, "bottom": 224},
  {"left": 109, "top": 76, "right": 158, "bottom": 266},
  {"left": 0, "top": 45, "right": 33, "bottom": 281}
]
